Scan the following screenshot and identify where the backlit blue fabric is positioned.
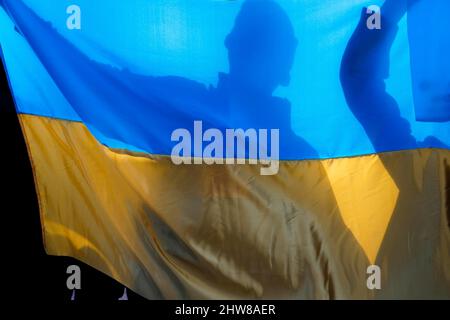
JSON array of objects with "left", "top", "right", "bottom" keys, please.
[{"left": 1, "top": 0, "right": 448, "bottom": 159}]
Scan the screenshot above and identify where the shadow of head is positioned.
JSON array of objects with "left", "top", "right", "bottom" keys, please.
[{"left": 225, "top": 0, "right": 298, "bottom": 95}]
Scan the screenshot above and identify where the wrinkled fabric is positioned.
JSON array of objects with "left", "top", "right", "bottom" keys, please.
[
  {"left": 20, "top": 114, "right": 450, "bottom": 299},
  {"left": 1, "top": 0, "right": 449, "bottom": 300}
]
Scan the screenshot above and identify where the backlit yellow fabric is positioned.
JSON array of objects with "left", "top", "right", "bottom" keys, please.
[{"left": 19, "top": 114, "right": 450, "bottom": 299}]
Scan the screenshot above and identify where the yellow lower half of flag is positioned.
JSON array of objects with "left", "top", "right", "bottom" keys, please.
[{"left": 19, "top": 114, "right": 450, "bottom": 299}]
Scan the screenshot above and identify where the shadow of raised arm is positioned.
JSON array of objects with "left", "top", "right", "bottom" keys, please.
[{"left": 340, "top": 0, "right": 417, "bottom": 153}]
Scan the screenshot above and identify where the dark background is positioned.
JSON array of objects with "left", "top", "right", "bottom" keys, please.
[{"left": 0, "top": 57, "right": 146, "bottom": 303}]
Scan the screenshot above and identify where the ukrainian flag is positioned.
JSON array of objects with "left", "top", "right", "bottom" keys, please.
[{"left": 1, "top": 0, "right": 449, "bottom": 299}]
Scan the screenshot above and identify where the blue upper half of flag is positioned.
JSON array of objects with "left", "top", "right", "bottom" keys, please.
[{"left": 1, "top": 0, "right": 448, "bottom": 160}]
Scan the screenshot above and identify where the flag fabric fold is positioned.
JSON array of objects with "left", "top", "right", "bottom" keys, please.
[{"left": 1, "top": 0, "right": 449, "bottom": 299}]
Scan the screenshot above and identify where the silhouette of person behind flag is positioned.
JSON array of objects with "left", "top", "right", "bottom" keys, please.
[
  {"left": 340, "top": 0, "right": 450, "bottom": 297},
  {"left": 340, "top": 0, "right": 448, "bottom": 153},
  {"left": 4, "top": 0, "right": 379, "bottom": 298},
  {"left": 3, "top": 0, "right": 317, "bottom": 159}
]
